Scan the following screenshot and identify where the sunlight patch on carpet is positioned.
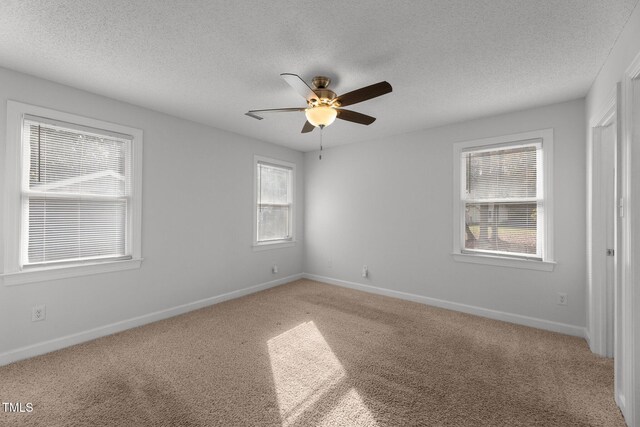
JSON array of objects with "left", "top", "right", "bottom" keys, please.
[
  {"left": 317, "top": 388, "right": 379, "bottom": 426},
  {"left": 267, "top": 321, "right": 377, "bottom": 426}
]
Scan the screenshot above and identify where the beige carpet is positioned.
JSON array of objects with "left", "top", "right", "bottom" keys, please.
[{"left": 0, "top": 279, "right": 625, "bottom": 426}]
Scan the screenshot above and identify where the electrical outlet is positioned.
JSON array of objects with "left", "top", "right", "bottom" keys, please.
[
  {"left": 272, "top": 264, "right": 278, "bottom": 274},
  {"left": 362, "top": 265, "right": 368, "bottom": 278},
  {"left": 32, "top": 305, "right": 46, "bottom": 322},
  {"left": 556, "top": 293, "right": 568, "bottom": 306}
]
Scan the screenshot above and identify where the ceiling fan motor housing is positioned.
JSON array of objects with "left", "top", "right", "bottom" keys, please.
[
  {"left": 309, "top": 89, "right": 337, "bottom": 106},
  {"left": 309, "top": 76, "right": 338, "bottom": 107}
]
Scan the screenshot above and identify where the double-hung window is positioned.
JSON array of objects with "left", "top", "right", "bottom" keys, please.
[
  {"left": 254, "top": 156, "right": 295, "bottom": 248},
  {"left": 452, "top": 129, "right": 554, "bottom": 270},
  {"left": 3, "top": 101, "right": 142, "bottom": 285}
]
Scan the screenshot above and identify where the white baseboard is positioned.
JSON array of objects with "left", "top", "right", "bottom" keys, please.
[
  {"left": 1, "top": 272, "right": 586, "bottom": 367},
  {"left": 584, "top": 328, "right": 591, "bottom": 348},
  {"left": 303, "top": 273, "right": 586, "bottom": 338},
  {"left": 0, "top": 273, "right": 303, "bottom": 367},
  {"left": 615, "top": 393, "right": 626, "bottom": 419}
]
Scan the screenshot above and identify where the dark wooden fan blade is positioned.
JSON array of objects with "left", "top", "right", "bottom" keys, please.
[
  {"left": 336, "top": 109, "right": 376, "bottom": 125},
  {"left": 335, "top": 81, "right": 392, "bottom": 107},
  {"left": 281, "top": 73, "right": 318, "bottom": 101},
  {"left": 301, "top": 121, "right": 315, "bottom": 133},
  {"left": 245, "top": 107, "right": 305, "bottom": 120}
]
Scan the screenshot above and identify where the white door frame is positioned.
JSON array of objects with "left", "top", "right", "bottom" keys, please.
[
  {"left": 587, "top": 88, "right": 618, "bottom": 358},
  {"left": 619, "top": 51, "right": 640, "bottom": 427}
]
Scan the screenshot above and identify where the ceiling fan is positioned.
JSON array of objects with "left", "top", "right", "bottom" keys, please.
[{"left": 245, "top": 73, "right": 392, "bottom": 133}]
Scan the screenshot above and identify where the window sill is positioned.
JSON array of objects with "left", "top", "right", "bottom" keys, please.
[
  {"left": 452, "top": 252, "right": 555, "bottom": 271},
  {"left": 1, "top": 258, "right": 143, "bottom": 286},
  {"left": 252, "top": 240, "right": 296, "bottom": 251}
]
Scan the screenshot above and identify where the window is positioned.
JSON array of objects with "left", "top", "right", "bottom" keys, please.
[
  {"left": 3, "top": 101, "right": 142, "bottom": 285},
  {"left": 254, "top": 156, "right": 295, "bottom": 248},
  {"left": 452, "top": 129, "right": 554, "bottom": 270}
]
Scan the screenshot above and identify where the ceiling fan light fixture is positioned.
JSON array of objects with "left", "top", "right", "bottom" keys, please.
[
  {"left": 305, "top": 106, "right": 337, "bottom": 128},
  {"left": 246, "top": 74, "right": 391, "bottom": 133}
]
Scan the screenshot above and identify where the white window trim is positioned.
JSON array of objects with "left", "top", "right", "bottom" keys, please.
[
  {"left": 451, "top": 129, "right": 555, "bottom": 271},
  {"left": 2, "top": 100, "right": 143, "bottom": 285},
  {"left": 253, "top": 155, "right": 296, "bottom": 250}
]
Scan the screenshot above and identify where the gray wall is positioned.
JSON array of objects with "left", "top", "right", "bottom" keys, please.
[
  {"left": 0, "top": 67, "right": 304, "bottom": 355},
  {"left": 0, "top": 71, "right": 590, "bottom": 356},
  {"left": 304, "top": 98, "right": 586, "bottom": 329}
]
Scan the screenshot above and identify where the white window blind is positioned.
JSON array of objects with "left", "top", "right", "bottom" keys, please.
[
  {"left": 22, "top": 115, "right": 133, "bottom": 266},
  {"left": 461, "top": 140, "right": 543, "bottom": 259},
  {"left": 256, "top": 161, "right": 292, "bottom": 242}
]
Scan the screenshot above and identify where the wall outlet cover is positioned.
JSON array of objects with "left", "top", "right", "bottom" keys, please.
[
  {"left": 32, "top": 305, "right": 46, "bottom": 322},
  {"left": 556, "top": 293, "right": 568, "bottom": 306}
]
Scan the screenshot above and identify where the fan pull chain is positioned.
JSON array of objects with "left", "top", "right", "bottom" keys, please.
[{"left": 319, "top": 126, "right": 323, "bottom": 160}]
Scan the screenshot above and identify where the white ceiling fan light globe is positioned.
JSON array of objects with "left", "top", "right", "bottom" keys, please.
[{"left": 305, "top": 106, "right": 337, "bottom": 127}]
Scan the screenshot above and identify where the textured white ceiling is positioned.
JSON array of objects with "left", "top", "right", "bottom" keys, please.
[{"left": 0, "top": 0, "right": 637, "bottom": 151}]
